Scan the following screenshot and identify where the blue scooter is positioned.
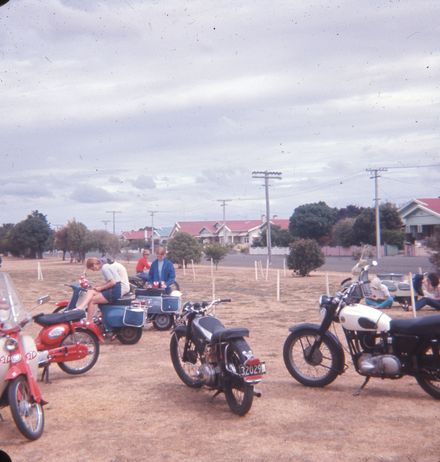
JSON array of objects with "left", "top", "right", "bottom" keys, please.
[{"left": 53, "top": 283, "right": 144, "bottom": 344}]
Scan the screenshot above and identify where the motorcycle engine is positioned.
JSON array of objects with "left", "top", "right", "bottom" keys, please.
[
  {"left": 357, "top": 353, "right": 401, "bottom": 378},
  {"left": 196, "top": 363, "right": 217, "bottom": 386}
]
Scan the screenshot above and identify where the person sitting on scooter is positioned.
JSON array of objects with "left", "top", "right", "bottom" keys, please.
[
  {"left": 365, "top": 277, "right": 394, "bottom": 309},
  {"left": 415, "top": 272, "right": 440, "bottom": 311},
  {"left": 77, "top": 257, "right": 122, "bottom": 322},
  {"left": 140, "top": 246, "right": 176, "bottom": 295},
  {"left": 110, "top": 260, "right": 131, "bottom": 297}
]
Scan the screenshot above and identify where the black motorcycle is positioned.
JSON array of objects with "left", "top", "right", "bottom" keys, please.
[
  {"left": 283, "top": 262, "right": 440, "bottom": 399},
  {"left": 170, "top": 299, "right": 265, "bottom": 416}
]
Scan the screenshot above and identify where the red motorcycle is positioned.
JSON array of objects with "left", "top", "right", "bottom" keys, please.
[
  {"left": 0, "top": 273, "right": 46, "bottom": 440},
  {"left": 33, "top": 308, "right": 103, "bottom": 382}
]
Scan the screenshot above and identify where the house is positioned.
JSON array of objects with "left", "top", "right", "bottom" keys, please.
[
  {"left": 169, "top": 218, "right": 289, "bottom": 246},
  {"left": 398, "top": 198, "right": 440, "bottom": 240}
]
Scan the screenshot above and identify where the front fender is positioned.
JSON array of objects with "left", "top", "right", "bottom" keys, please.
[{"left": 174, "top": 325, "right": 187, "bottom": 336}]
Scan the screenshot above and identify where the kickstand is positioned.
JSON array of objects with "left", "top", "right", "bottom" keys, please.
[
  {"left": 210, "top": 390, "right": 222, "bottom": 402},
  {"left": 353, "top": 376, "right": 370, "bottom": 396},
  {"left": 41, "top": 365, "right": 51, "bottom": 384}
]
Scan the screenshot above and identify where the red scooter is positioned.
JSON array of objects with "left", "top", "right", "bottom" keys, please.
[
  {"left": 0, "top": 273, "right": 46, "bottom": 440},
  {"left": 33, "top": 308, "right": 103, "bottom": 382}
]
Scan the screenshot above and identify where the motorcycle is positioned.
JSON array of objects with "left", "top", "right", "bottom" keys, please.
[
  {"left": 170, "top": 298, "right": 265, "bottom": 416},
  {"left": 33, "top": 308, "right": 102, "bottom": 383},
  {"left": 0, "top": 272, "right": 46, "bottom": 440},
  {"left": 53, "top": 282, "right": 144, "bottom": 345},
  {"left": 283, "top": 261, "right": 440, "bottom": 399}
]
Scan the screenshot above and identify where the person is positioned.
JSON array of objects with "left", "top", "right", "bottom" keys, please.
[
  {"left": 77, "top": 257, "right": 122, "bottom": 322},
  {"left": 415, "top": 272, "right": 440, "bottom": 311},
  {"left": 141, "top": 246, "right": 176, "bottom": 294},
  {"left": 365, "top": 277, "right": 394, "bottom": 309},
  {"left": 136, "top": 249, "right": 151, "bottom": 275},
  {"left": 110, "top": 260, "right": 130, "bottom": 296}
]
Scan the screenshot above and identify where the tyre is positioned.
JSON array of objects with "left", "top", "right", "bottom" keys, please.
[
  {"left": 152, "top": 314, "right": 173, "bottom": 331},
  {"left": 416, "top": 343, "right": 440, "bottom": 399},
  {"left": 283, "top": 325, "right": 344, "bottom": 387},
  {"left": 224, "top": 341, "right": 254, "bottom": 416},
  {"left": 57, "top": 329, "right": 100, "bottom": 375},
  {"left": 170, "top": 331, "right": 203, "bottom": 388},
  {"left": 115, "top": 327, "right": 143, "bottom": 345},
  {"left": 8, "top": 376, "right": 44, "bottom": 440}
]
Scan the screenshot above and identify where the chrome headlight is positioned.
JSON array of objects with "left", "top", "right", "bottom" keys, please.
[{"left": 4, "top": 337, "right": 18, "bottom": 352}]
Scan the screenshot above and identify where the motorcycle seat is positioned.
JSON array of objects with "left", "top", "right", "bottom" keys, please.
[
  {"left": 211, "top": 327, "right": 250, "bottom": 343},
  {"left": 390, "top": 314, "right": 440, "bottom": 336},
  {"left": 113, "top": 297, "right": 133, "bottom": 306},
  {"left": 34, "top": 309, "right": 86, "bottom": 326}
]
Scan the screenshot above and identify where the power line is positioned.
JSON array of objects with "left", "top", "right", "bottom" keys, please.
[
  {"left": 252, "top": 170, "right": 282, "bottom": 263},
  {"left": 106, "top": 211, "right": 122, "bottom": 235}
]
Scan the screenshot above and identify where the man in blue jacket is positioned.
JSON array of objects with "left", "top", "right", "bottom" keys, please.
[{"left": 144, "top": 246, "right": 176, "bottom": 294}]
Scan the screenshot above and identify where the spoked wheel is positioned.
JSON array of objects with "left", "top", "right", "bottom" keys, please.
[
  {"left": 8, "top": 376, "right": 44, "bottom": 440},
  {"left": 416, "top": 343, "right": 440, "bottom": 399},
  {"left": 170, "top": 331, "right": 203, "bottom": 388},
  {"left": 57, "top": 329, "right": 100, "bottom": 375},
  {"left": 152, "top": 314, "right": 173, "bottom": 331},
  {"left": 224, "top": 341, "right": 254, "bottom": 416},
  {"left": 115, "top": 327, "right": 143, "bottom": 345},
  {"left": 283, "top": 325, "right": 344, "bottom": 387}
]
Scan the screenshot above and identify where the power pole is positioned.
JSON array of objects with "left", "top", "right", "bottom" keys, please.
[
  {"left": 252, "top": 170, "right": 282, "bottom": 263},
  {"left": 217, "top": 199, "right": 232, "bottom": 244},
  {"left": 102, "top": 220, "right": 111, "bottom": 232},
  {"left": 106, "top": 210, "right": 122, "bottom": 235},
  {"left": 366, "top": 168, "right": 387, "bottom": 260},
  {"left": 148, "top": 210, "right": 158, "bottom": 255}
]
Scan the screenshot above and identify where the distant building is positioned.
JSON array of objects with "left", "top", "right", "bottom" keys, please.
[
  {"left": 398, "top": 198, "right": 440, "bottom": 240},
  {"left": 120, "top": 227, "right": 172, "bottom": 248},
  {"left": 169, "top": 218, "right": 289, "bottom": 246}
]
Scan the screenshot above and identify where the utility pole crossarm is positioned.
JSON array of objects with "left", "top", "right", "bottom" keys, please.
[{"left": 217, "top": 199, "right": 232, "bottom": 244}]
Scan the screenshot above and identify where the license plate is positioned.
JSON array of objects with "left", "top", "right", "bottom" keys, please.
[{"left": 239, "top": 361, "right": 266, "bottom": 377}]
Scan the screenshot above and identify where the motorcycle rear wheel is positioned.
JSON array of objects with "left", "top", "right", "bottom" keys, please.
[
  {"left": 115, "top": 327, "right": 143, "bottom": 345},
  {"left": 8, "top": 376, "right": 44, "bottom": 440},
  {"left": 416, "top": 343, "right": 440, "bottom": 399},
  {"left": 224, "top": 341, "right": 254, "bottom": 416},
  {"left": 283, "top": 325, "right": 343, "bottom": 387},
  {"left": 152, "top": 314, "right": 173, "bottom": 331},
  {"left": 170, "top": 331, "right": 203, "bottom": 388},
  {"left": 58, "top": 329, "right": 100, "bottom": 375}
]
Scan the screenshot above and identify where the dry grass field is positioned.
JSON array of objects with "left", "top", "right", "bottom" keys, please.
[{"left": 1, "top": 257, "right": 440, "bottom": 462}]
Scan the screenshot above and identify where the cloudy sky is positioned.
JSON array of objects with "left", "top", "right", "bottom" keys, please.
[{"left": 1, "top": 0, "right": 439, "bottom": 233}]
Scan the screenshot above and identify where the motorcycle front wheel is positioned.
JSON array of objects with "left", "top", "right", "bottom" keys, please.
[
  {"left": 58, "top": 329, "right": 100, "bottom": 375},
  {"left": 115, "top": 327, "right": 143, "bottom": 345},
  {"left": 170, "top": 331, "right": 203, "bottom": 388},
  {"left": 224, "top": 341, "right": 254, "bottom": 416},
  {"left": 416, "top": 343, "right": 440, "bottom": 399},
  {"left": 8, "top": 376, "right": 44, "bottom": 440},
  {"left": 283, "top": 325, "right": 344, "bottom": 387}
]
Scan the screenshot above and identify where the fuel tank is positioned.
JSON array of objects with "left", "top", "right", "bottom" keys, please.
[
  {"left": 339, "top": 303, "right": 392, "bottom": 332},
  {"left": 0, "top": 334, "right": 39, "bottom": 397}
]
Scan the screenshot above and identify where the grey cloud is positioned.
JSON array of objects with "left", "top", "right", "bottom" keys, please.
[
  {"left": 70, "top": 184, "right": 123, "bottom": 203},
  {"left": 132, "top": 175, "right": 157, "bottom": 190}
]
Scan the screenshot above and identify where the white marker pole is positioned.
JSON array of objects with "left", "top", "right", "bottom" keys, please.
[
  {"left": 283, "top": 257, "right": 287, "bottom": 277},
  {"left": 265, "top": 259, "right": 269, "bottom": 281},
  {"left": 409, "top": 272, "right": 417, "bottom": 318},
  {"left": 259, "top": 260, "right": 264, "bottom": 279},
  {"left": 191, "top": 259, "right": 196, "bottom": 281},
  {"left": 182, "top": 259, "right": 186, "bottom": 276},
  {"left": 37, "top": 262, "right": 43, "bottom": 281},
  {"left": 254, "top": 261, "right": 258, "bottom": 281},
  {"left": 276, "top": 270, "right": 280, "bottom": 301},
  {"left": 325, "top": 272, "right": 330, "bottom": 296}
]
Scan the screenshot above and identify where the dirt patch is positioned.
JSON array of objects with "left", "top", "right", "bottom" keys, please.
[{"left": 1, "top": 257, "right": 439, "bottom": 462}]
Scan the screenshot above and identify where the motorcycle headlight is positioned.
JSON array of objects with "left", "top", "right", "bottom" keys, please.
[{"left": 4, "top": 337, "right": 18, "bottom": 352}]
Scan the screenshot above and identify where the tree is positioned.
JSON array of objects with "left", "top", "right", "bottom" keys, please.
[
  {"left": 90, "top": 230, "right": 120, "bottom": 257},
  {"left": 332, "top": 218, "right": 356, "bottom": 247},
  {"left": 54, "top": 227, "right": 69, "bottom": 260},
  {"left": 336, "top": 205, "right": 365, "bottom": 220},
  {"left": 204, "top": 243, "right": 229, "bottom": 268},
  {"left": 0, "top": 223, "right": 14, "bottom": 255},
  {"left": 167, "top": 232, "right": 202, "bottom": 267},
  {"left": 66, "top": 219, "right": 93, "bottom": 263},
  {"left": 287, "top": 239, "right": 325, "bottom": 276},
  {"left": 252, "top": 225, "right": 293, "bottom": 248},
  {"left": 289, "top": 202, "right": 337, "bottom": 245},
  {"left": 9, "top": 211, "right": 52, "bottom": 258}
]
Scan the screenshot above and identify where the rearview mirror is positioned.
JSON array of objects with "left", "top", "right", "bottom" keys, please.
[{"left": 37, "top": 295, "right": 50, "bottom": 305}]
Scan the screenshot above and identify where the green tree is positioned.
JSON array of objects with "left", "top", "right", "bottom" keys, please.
[
  {"left": 0, "top": 223, "right": 14, "bottom": 255},
  {"left": 252, "top": 225, "right": 293, "bottom": 248},
  {"left": 289, "top": 202, "right": 337, "bottom": 245},
  {"left": 9, "top": 210, "right": 52, "bottom": 258},
  {"left": 54, "top": 226, "right": 69, "bottom": 260},
  {"left": 66, "top": 219, "right": 93, "bottom": 263},
  {"left": 204, "top": 243, "right": 229, "bottom": 268},
  {"left": 332, "top": 218, "right": 356, "bottom": 247},
  {"left": 287, "top": 239, "right": 325, "bottom": 276},
  {"left": 90, "top": 230, "right": 120, "bottom": 257},
  {"left": 167, "top": 232, "right": 203, "bottom": 267},
  {"left": 336, "top": 205, "right": 365, "bottom": 220}
]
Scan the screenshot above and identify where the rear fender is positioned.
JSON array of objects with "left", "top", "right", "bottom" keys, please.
[{"left": 72, "top": 321, "right": 105, "bottom": 343}]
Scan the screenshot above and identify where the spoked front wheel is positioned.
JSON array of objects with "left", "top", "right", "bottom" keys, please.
[
  {"left": 8, "top": 376, "right": 44, "bottom": 440},
  {"left": 170, "top": 331, "right": 203, "bottom": 388},
  {"left": 58, "top": 329, "right": 100, "bottom": 375},
  {"left": 283, "top": 325, "right": 344, "bottom": 387},
  {"left": 416, "top": 343, "right": 440, "bottom": 399}
]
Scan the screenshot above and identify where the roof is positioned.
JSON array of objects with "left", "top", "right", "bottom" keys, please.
[
  {"left": 399, "top": 198, "right": 440, "bottom": 218},
  {"left": 121, "top": 230, "right": 147, "bottom": 240}
]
